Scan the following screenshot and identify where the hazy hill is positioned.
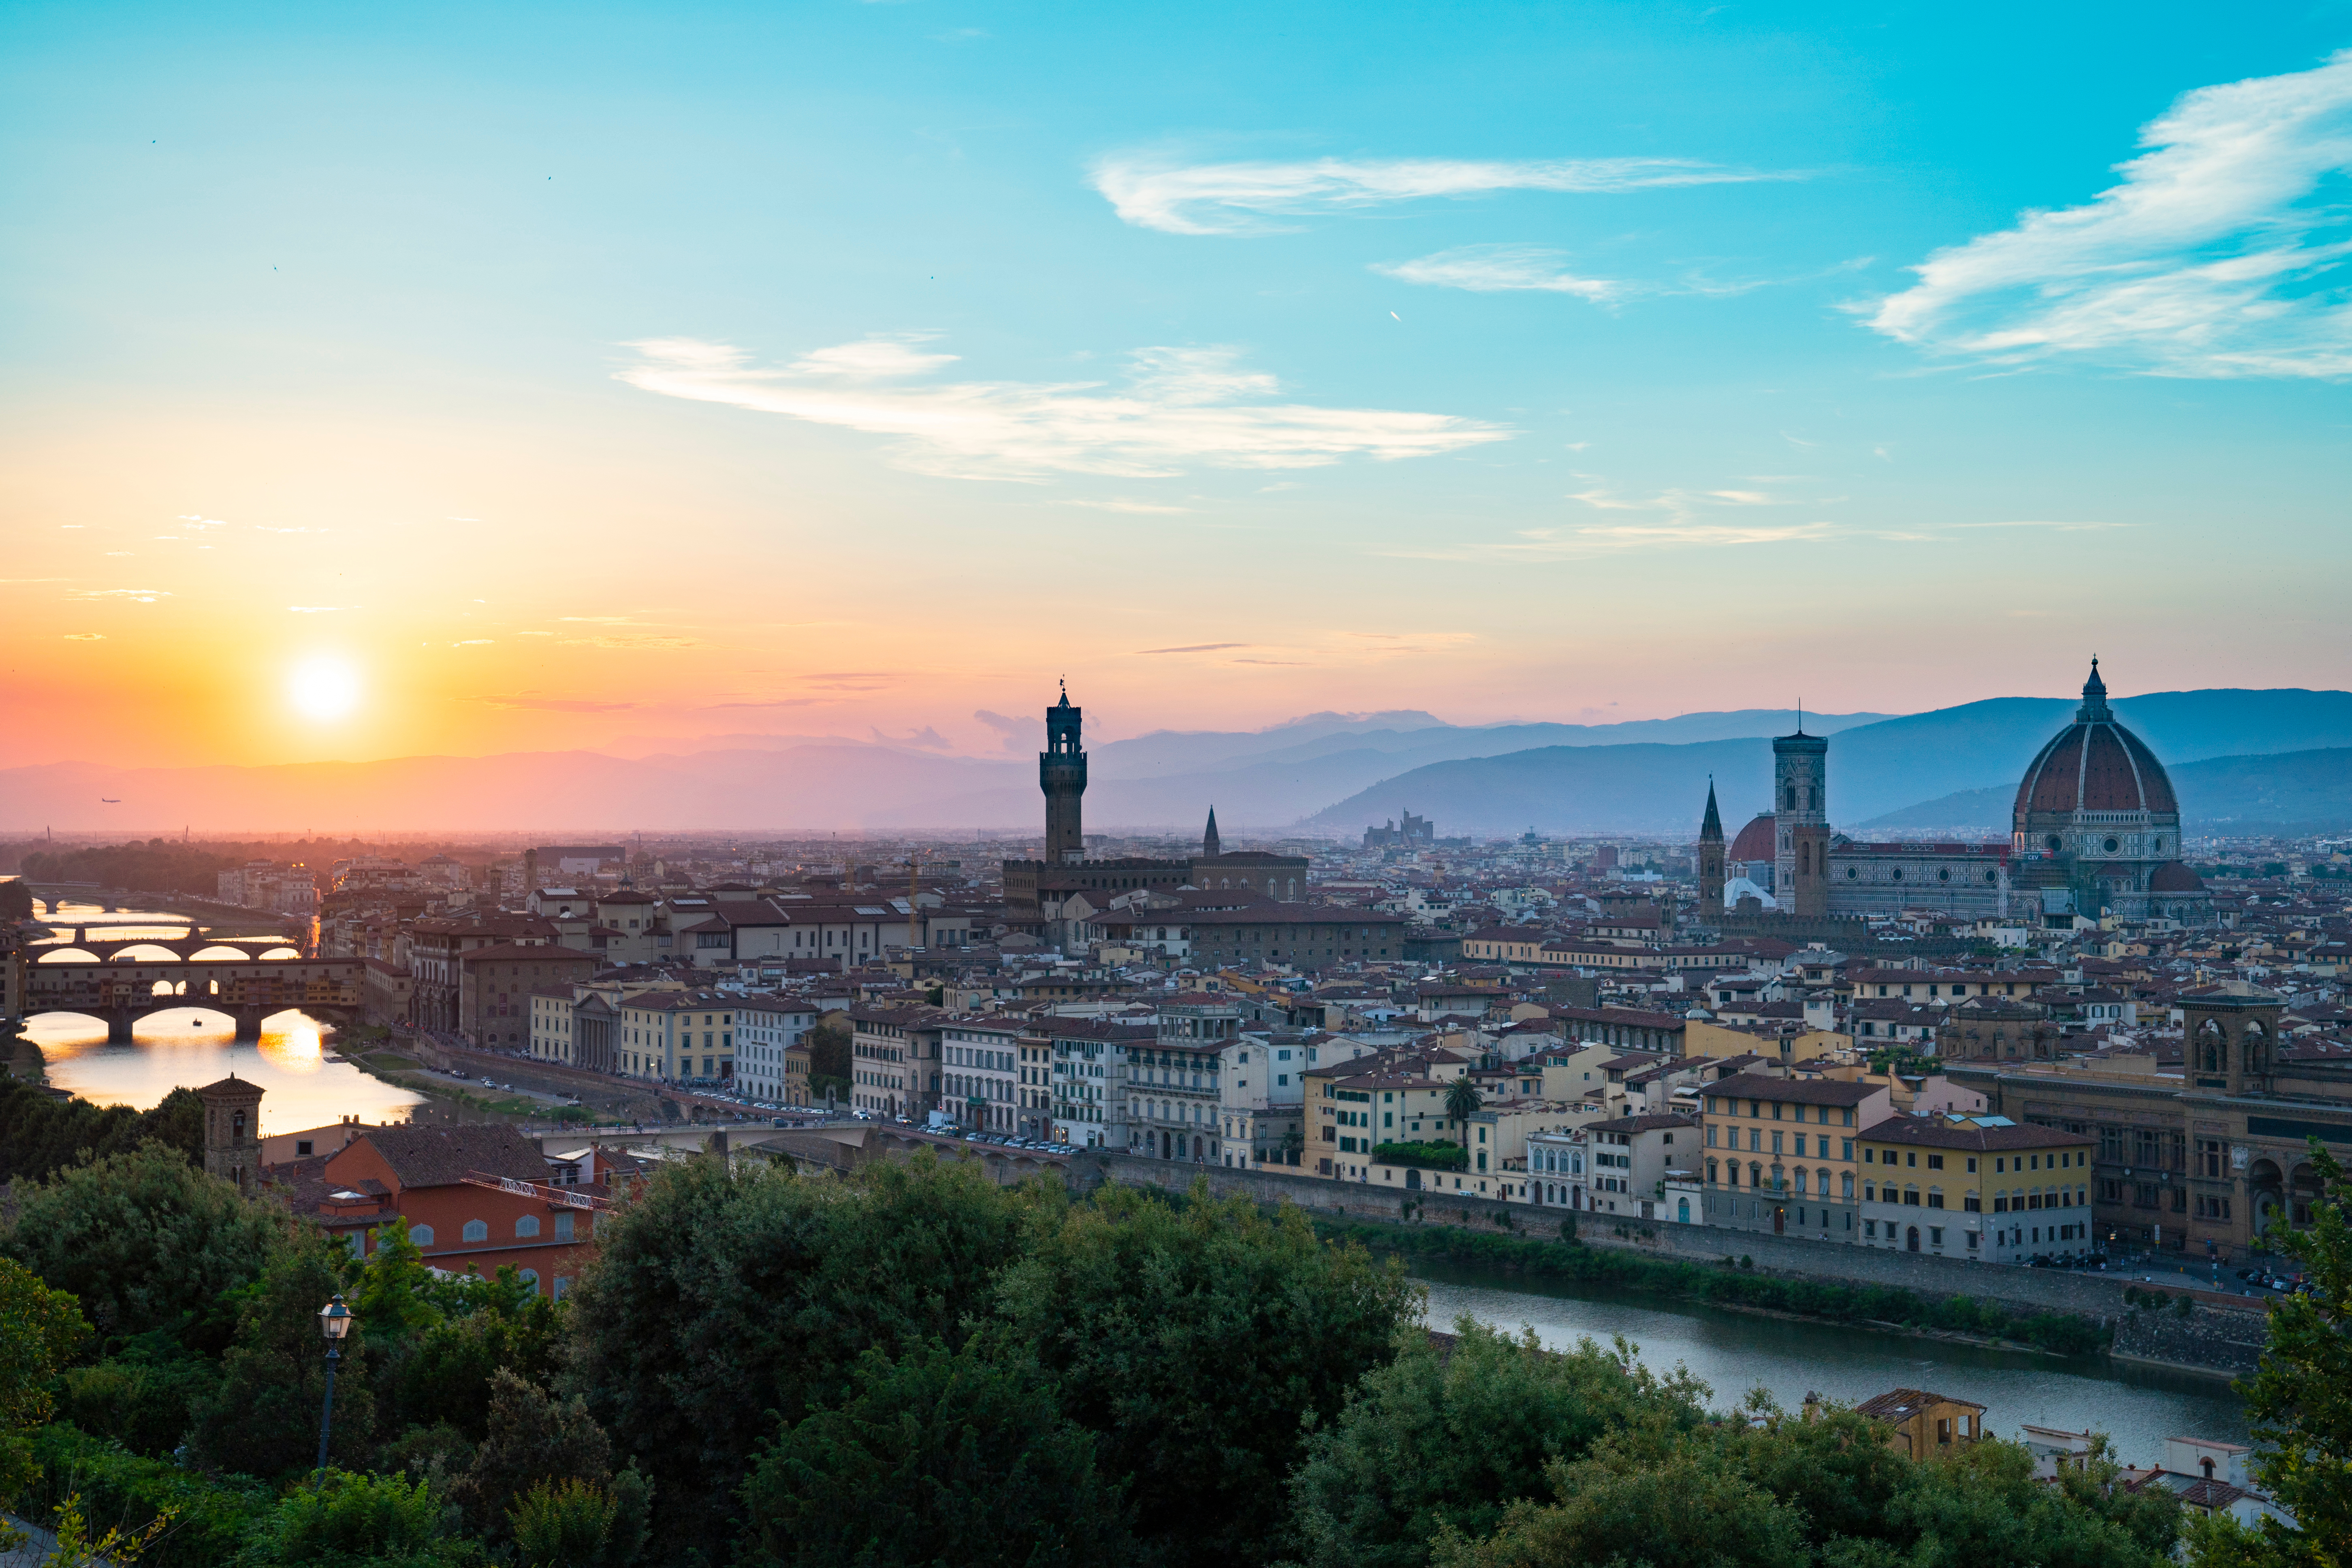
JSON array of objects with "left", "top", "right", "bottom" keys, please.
[
  {"left": 0, "top": 707, "right": 1887, "bottom": 834},
  {"left": 1863, "top": 748, "right": 2352, "bottom": 836},
  {"left": 1304, "top": 690, "right": 2352, "bottom": 838}
]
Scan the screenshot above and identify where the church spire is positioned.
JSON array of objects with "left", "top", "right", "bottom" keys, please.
[
  {"left": 1202, "top": 806, "right": 1221, "bottom": 859},
  {"left": 1699, "top": 777, "right": 1723, "bottom": 841}
]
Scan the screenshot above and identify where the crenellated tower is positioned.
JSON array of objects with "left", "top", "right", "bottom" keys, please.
[{"left": 1041, "top": 683, "right": 1087, "bottom": 864}]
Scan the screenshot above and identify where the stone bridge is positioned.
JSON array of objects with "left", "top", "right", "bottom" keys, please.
[{"left": 26, "top": 937, "right": 363, "bottom": 1042}]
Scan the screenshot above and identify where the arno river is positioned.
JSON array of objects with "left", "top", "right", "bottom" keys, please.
[
  {"left": 1414, "top": 1262, "right": 2249, "bottom": 1463},
  {"left": 21, "top": 897, "right": 423, "bottom": 1130}
]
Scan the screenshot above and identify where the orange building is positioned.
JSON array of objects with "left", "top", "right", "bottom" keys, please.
[{"left": 280, "top": 1123, "right": 606, "bottom": 1299}]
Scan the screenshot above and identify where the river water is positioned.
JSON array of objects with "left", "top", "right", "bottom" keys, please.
[
  {"left": 19, "top": 896, "right": 423, "bottom": 1132},
  {"left": 1413, "top": 1262, "right": 2249, "bottom": 1466}
]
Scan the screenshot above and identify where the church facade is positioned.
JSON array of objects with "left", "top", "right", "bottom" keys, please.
[{"left": 1702, "top": 661, "right": 2208, "bottom": 925}]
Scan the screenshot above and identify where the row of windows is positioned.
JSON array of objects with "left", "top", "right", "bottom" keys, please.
[
  {"left": 1707, "top": 1098, "right": 1855, "bottom": 1125},
  {"left": 408, "top": 1212, "right": 579, "bottom": 1247}
]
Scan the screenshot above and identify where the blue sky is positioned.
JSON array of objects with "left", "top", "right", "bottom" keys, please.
[{"left": 4, "top": 1, "right": 2350, "bottom": 765}]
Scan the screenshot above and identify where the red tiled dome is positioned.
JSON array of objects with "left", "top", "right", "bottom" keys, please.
[
  {"left": 2149, "top": 861, "right": 2205, "bottom": 893},
  {"left": 1728, "top": 813, "right": 1776, "bottom": 862},
  {"left": 2012, "top": 661, "right": 2179, "bottom": 819}
]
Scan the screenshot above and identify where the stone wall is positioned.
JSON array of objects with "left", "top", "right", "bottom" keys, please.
[
  {"left": 2110, "top": 1304, "right": 2269, "bottom": 1378},
  {"left": 1082, "top": 1154, "right": 2147, "bottom": 1320}
]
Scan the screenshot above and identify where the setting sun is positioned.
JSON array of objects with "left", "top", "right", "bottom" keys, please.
[{"left": 288, "top": 655, "right": 361, "bottom": 722}]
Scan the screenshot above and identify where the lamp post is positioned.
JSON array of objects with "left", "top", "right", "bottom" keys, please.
[{"left": 314, "top": 1294, "right": 355, "bottom": 1485}]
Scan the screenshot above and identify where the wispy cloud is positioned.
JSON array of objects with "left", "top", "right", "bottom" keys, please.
[
  {"left": 872, "top": 725, "right": 953, "bottom": 750},
  {"left": 1091, "top": 154, "right": 1798, "bottom": 236},
  {"left": 1949, "top": 519, "right": 2132, "bottom": 531},
  {"left": 467, "top": 694, "right": 637, "bottom": 712},
  {"left": 287, "top": 605, "right": 350, "bottom": 614},
  {"left": 1865, "top": 51, "right": 2352, "bottom": 378},
  {"left": 619, "top": 337, "right": 1508, "bottom": 480},
  {"left": 1374, "top": 245, "right": 1625, "bottom": 302},
  {"left": 1138, "top": 642, "right": 1251, "bottom": 655},
  {"left": 63, "top": 633, "right": 104, "bottom": 641},
  {"left": 974, "top": 708, "right": 1045, "bottom": 753},
  {"left": 71, "top": 587, "right": 170, "bottom": 602},
  {"left": 1063, "top": 497, "right": 1194, "bottom": 514},
  {"left": 560, "top": 634, "right": 706, "bottom": 650}
]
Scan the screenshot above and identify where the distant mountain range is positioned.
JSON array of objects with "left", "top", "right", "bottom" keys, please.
[
  {"left": 9, "top": 692, "right": 2348, "bottom": 836},
  {"left": 1302, "top": 689, "right": 2352, "bottom": 838},
  {"left": 1861, "top": 748, "right": 2352, "bottom": 837},
  {"left": 0, "top": 708, "right": 1887, "bottom": 834}
]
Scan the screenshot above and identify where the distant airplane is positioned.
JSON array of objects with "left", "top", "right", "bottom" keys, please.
[{"left": 100, "top": 798, "right": 120, "bottom": 803}]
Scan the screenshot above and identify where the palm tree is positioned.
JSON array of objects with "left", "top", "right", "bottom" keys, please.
[{"left": 1444, "top": 1075, "right": 1481, "bottom": 1138}]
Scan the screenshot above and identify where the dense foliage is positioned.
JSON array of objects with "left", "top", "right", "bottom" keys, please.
[
  {"left": 1372, "top": 1140, "right": 1469, "bottom": 1171},
  {"left": 1, "top": 1121, "right": 2290, "bottom": 1568},
  {"left": 0, "top": 1077, "right": 204, "bottom": 1186}
]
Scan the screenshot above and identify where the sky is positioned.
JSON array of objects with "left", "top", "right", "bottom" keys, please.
[{"left": 5, "top": 0, "right": 2351, "bottom": 770}]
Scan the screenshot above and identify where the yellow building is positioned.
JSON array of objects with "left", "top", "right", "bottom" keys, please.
[
  {"left": 1683, "top": 1017, "right": 1844, "bottom": 1065},
  {"left": 1697, "top": 1072, "right": 1892, "bottom": 1242},
  {"left": 1857, "top": 1114, "right": 2094, "bottom": 1262},
  {"left": 1856, "top": 1388, "right": 1985, "bottom": 1458}
]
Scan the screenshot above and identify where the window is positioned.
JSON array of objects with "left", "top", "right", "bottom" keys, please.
[
  {"left": 516, "top": 1215, "right": 541, "bottom": 1238},
  {"left": 410, "top": 1224, "right": 436, "bottom": 1247},
  {"left": 461, "top": 1220, "right": 489, "bottom": 1244},
  {"left": 1927, "top": 1154, "right": 1944, "bottom": 1171},
  {"left": 518, "top": 1269, "right": 540, "bottom": 1296}
]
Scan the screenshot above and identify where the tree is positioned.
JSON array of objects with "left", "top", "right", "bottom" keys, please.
[
  {"left": 564, "top": 1150, "right": 1039, "bottom": 1561},
  {"left": 450, "top": 1370, "right": 616, "bottom": 1540},
  {"left": 0, "top": 1257, "right": 88, "bottom": 1510},
  {"left": 510, "top": 1479, "right": 619, "bottom": 1568},
  {"left": 236, "top": 1469, "right": 472, "bottom": 1568},
  {"left": 0, "top": 1142, "right": 295, "bottom": 1354},
  {"left": 1444, "top": 1077, "right": 1481, "bottom": 1133},
  {"left": 188, "top": 1240, "right": 377, "bottom": 1479},
  {"left": 0, "top": 1078, "right": 203, "bottom": 1187},
  {"left": 737, "top": 1341, "right": 1131, "bottom": 1568},
  {"left": 1430, "top": 1428, "right": 1814, "bottom": 1568},
  {"left": 2188, "top": 1139, "right": 2352, "bottom": 1568},
  {"left": 991, "top": 1182, "right": 1417, "bottom": 1568},
  {"left": 805, "top": 1018, "right": 852, "bottom": 1100},
  {"left": 1286, "top": 1321, "right": 1709, "bottom": 1568}
]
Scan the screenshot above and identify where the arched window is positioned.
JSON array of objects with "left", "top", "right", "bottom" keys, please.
[
  {"left": 461, "top": 1219, "right": 488, "bottom": 1244},
  {"left": 1793, "top": 1168, "right": 1810, "bottom": 1195},
  {"left": 516, "top": 1215, "right": 540, "bottom": 1239},
  {"left": 1707, "top": 1159, "right": 1718, "bottom": 1184},
  {"left": 518, "top": 1269, "right": 540, "bottom": 1296},
  {"left": 409, "top": 1224, "right": 436, "bottom": 1248}
]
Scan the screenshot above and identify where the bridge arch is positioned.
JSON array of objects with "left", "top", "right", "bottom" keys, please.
[
  {"left": 190, "top": 945, "right": 256, "bottom": 962},
  {"left": 107, "top": 943, "right": 186, "bottom": 963},
  {"left": 255, "top": 946, "right": 303, "bottom": 961},
  {"left": 36, "top": 947, "right": 100, "bottom": 964}
]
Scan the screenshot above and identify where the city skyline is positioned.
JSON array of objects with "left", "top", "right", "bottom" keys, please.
[{"left": 6, "top": 3, "right": 2351, "bottom": 770}]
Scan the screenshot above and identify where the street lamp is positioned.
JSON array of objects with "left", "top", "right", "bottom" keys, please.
[{"left": 314, "top": 1295, "right": 355, "bottom": 1484}]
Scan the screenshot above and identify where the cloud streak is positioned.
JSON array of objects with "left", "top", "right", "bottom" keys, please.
[
  {"left": 1372, "top": 245, "right": 1624, "bottom": 302},
  {"left": 1865, "top": 51, "right": 2352, "bottom": 378},
  {"left": 1092, "top": 154, "right": 1797, "bottom": 235},
  {"left": 619, "top": 337, "right": 1508, "bottom": 480}
]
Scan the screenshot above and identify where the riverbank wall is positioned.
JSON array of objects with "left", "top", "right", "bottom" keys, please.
[{"left": 1078, "top": 1153, "right": 2270, "bottom": 1375}]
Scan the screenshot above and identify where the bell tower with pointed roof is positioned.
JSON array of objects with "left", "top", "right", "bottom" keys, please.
[
  {"left": 1697, "top": 779, "right": 1726, "bottom": 912},
  {"left": 1202, "top": 806, "right": 1221, "bottom": 860}
]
